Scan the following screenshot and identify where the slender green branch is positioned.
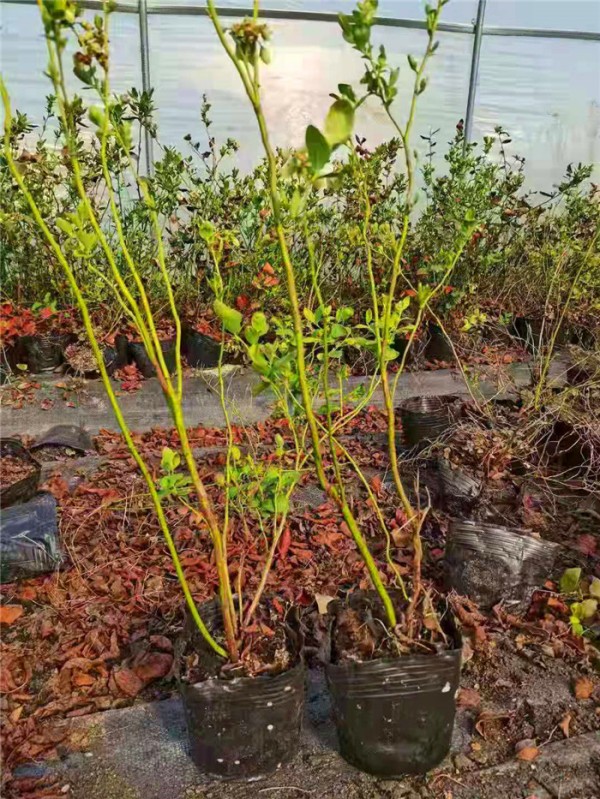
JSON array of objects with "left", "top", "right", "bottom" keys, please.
[
  {"left": 533, "top": 228, "right": 599, "bottom": 409},
  {"left": 1, "top": 79, "right": 227, "bottom": 659}
]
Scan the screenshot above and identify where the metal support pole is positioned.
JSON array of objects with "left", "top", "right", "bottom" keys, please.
[
  {"left": 138, "top": 0, "right": 154, "bottom": 175},
  {"left": 463, "top": 0, "right": 487, "bottom": 150}
]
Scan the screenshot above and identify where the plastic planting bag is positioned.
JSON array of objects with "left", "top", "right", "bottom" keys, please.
[{"left": 0, "top": 492, "right": 62, "bottom": 583}]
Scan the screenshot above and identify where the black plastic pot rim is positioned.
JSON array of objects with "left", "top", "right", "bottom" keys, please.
[
  {"left": 438, "top": 458, "right": 482, "bottom": 488},
  {"left": 400, "top": 395, "right": 461, "bottom": 415},
  {"left": 180, "top": 658, "right": 304, "bottom": 696},
  {"left": 181, "top": 596, "right": 303, "bottom": 676},
  {"left": 448, "top": 519, "right": 559, "bottom": 558},
  {"left": 130, "top": 337, "right": 176, "bottom": 347},
  {"left": 30, "top": 424, "right": 93, "bottom": 454},
  {"left": 327, "top": 648, "right": 462, "bottom": 698}
]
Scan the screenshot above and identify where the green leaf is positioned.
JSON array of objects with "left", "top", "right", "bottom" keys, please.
[
  {"left": 56, "top": 218, "right": 75, "bottom": 237},
  {"left": 289, "top": 187, "right": 302, "bottom": 218},
  {"left": 580, "top": 598, "right": 598, "bottom": 619},
  {"left": 560, "top": 567, "right": 582, "bottom": 595},
  {"left": 197, "top": 220, "right": 215, "bottom": 244},
  {"left": 589, "top": 577, "right": 600, "bottom": 599},
  {"left": 303, "top": 307, "right": 316, "bottom": 325},
  {"left": 275, "top": 434, "right": 285, "bottom": 456},
  {"left": 88, "top": 105, "right": 106, "bottom": 128},
  {"left": 213, "top": 299, "right": 242, "bottom": 335},
  {"left": 570, "top": 616, "right": 584, "bottom": 636},
  {"left": 337, "top": 83, "right": 356, "bottom": 103},
  {"left": 330, "top": 323, "right": 347, "bottom": 339},
  {"left": 407, "top": 54, "right": 418, "bottom": 71},
  {"left": 305, "top": 125, "right": 331, "bottom": 173},
  {"left": 251, "top": 312, "right": 269, "bottom": 337},
  {"left": 323, "top": 98, "right": 355, "bottom": 146},
  {"left": 274, "top": 494, "right": 289, "bottom": 514},
  {"left": 336, "top": 306, "right": 354, "bottom": 323},
  {"left": 161, "top": 447, "right": 180, "bottom": 473},
  {"left": 248, "top": 344, "right": 269, "bottom": 375},
  {"left": 571, "top": 602, "right": 585, "bottom": 620}
]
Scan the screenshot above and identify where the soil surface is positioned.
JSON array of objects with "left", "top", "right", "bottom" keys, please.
[
  {"left": 64, "top": 344, "right": 98, "bottom": 376},
  {"left": 13, "top": 663, "right": 600, "bottom": 799},
  {"left": 1, "top": 360, "right": 597, "bottom": 799},
  {"left": 0, "top": 454, "right": 36, "bottom": 489}
]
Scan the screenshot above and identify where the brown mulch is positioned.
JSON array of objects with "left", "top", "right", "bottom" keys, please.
[
  {"left": 0, "top": 409, "right": 597, "bottom": 799},
  {"left": 0, "top": 455, "right": 36, "bottom": 490}
]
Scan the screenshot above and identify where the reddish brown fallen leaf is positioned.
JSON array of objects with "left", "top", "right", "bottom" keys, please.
[
  {"left": 72, "top": 673, "right": 95, "bottom": 688},
  {"left": 559, "top": 711, "right": 572, "bottom": 738},
  {"left": 67, "top": 704, "right": 95, "bottom": 718},
  {"left": 457, "top": 687, "right": 481, "bottom": 709},
  {"left": 391, "top": 527, "right": 412, "bottom": 547},
  {"left": 133, "top": 652, "right": 173, "bottom": 685},
  {"left": 371, "top": 475, "right": 383, "bottom": 496},
  {"left": 574, "top": 676, "right": 595, "bottom": 700},
  {"left": 516, "top": 746, "right": 540, "bottom": 761},
  {"left": 39, "top": 618, "right": 54, "bottom": 639},
  {"left": 18, "top": 586, "right": 37, "bottom": 601},
  {"left": 547, "top": 596, "right": 569, "bottom": 614},
  {"left": 0, "top": 605, "right": 24, "bottom": 625},
  {"left": 278, "top": 526, "right": 291, "bottom": 560},
  {"left": 113, "top": 668, "right": 144, "bottom": 697},
  {"left": 271, "top": 597, "right": 284, "bottom": 616},
  {"left": 292, "top": 548, "right": 313, "bottom": 563},
  {"left": 576, "top": 534, "right": 597, "bottom": 556},
  {"left": 259, "top": 623, "right": 275, "bottom": 638},
  {"left": 149, "top": 635, "right": 173, "bottom": 653}
]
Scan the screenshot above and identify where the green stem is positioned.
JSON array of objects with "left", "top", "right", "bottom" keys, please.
[
  {"left": 533, "top": 228, "right": 599, "bottom": 409},
  {"left": 1, "top": 79, "right": 226, "bottom": 660},
  {"left": 206, "top": 1, "right": 397, "bottom": 627}
]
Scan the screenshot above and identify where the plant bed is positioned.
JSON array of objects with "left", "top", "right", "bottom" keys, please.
[
  {"left": 437, "top": 457, "right": 482, "bottom": 509},
  {"left": 182, "top": 327, "right": 222, "bottom": 369},
  {"left": 12, "top": 332, "right": 76, "bottom": 373},
  {"left": 31, "top": 424, "right": 94, "bottom": 460},
  {"left": 537, "top": 419, "right": 592, "bottom": 477},
  {"left": 178, "top": 598, "right": 304, "bottom": 779},
  {"left": 399, "top": 395, "right": 462, "bottom": 448},
  {"left": 128, "top": 338, "right": 178, "bottom": 378},
  {"left": 445, "top": 519, "right": 558, "bottom": 611},
  {"left": 509, "top": 316, "right": 541, "bottom": 347},
  {"left": 569, "top": 324, "right": 597, "bottom": 350},
  {"left": 0, "top": 491, "right": 61, "bottom": 582},
  {"left": 430, "top": 412, "right": 535, "bottom": 513},
  {"left": 507, "top": 315, "right": 566, "bottom": 354},
  {"left": 393, "top": 335, "right": 416, "bottom": 367},
  {"left": 0, "top": 439, "right": 41, "bottom": 508},
  {"left": 64, "top": 341, "right": 120, "bottom": 378},
  {"left": 424, "top": 322, "right": 453, "bottom": 362},
  {"left": 326, "top": 591, "right": 462, "bottom": 777}
]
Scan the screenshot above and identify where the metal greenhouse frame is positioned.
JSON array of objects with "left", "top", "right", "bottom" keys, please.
[{"left": 3, "top": 0, "right": 599, "bottom": 175}]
